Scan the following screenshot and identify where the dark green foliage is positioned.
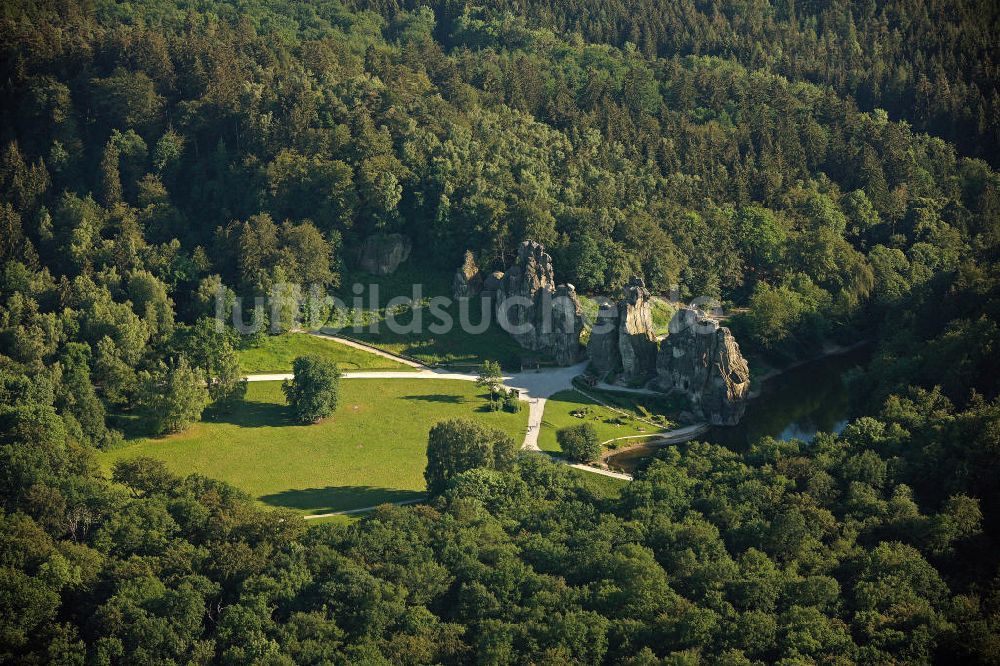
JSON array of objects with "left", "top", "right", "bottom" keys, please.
[
  {"left": 557, "top": 422, "right": 601, "bottom": 462},
  {"left": 501, "top": 389, "right": 521, "bottom": 413},
  {"left": 282, "top": 355, "right": 341, "bottom": 423},
  {"left": 476, "top": 359, "right": 504, "bottom": 409},
  {"left": 0, "top": 0, "right": 998, "bottom": 662},
  {"left": 424, "top": 418, "right": 518, "bottom": 494},
  {"left": 180, "top": 317, "right": 247, "bottom": 405},
  {"left": 140, "top": 357, "right": 210, "bottom": 435}
]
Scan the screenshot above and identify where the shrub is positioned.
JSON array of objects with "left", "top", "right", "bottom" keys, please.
[{"left": 502, "top": 389, "right": 521, "bottom": 413}]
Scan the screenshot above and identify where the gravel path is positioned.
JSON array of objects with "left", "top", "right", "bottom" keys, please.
[
  {"left": 242, "top": 358, "right": 707, "bottom": 492},
  {"left": 311, "top": 330, "right": 427, "bottom": 368},
  {"left": 303, "top": 497, "right": 426, "bottom": 519}
]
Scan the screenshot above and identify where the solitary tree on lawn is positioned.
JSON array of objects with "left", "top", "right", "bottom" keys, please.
[
  {"left": 283, "top": 355, "right": 341, "bottom": 423},
  {"left": 557, "top": 423, "right": 602, "bottom": 462},
  {"left": 425, "top": 418, "right": 518, "bottom": 495},
  {"left": 476, "top": 359, "right": 504, "bottom": 408}
]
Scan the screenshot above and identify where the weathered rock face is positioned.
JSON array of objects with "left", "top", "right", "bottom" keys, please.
[
  {"left": 617, "top": 278, "right": 658, "bottom": 383},
  {"left": 493, "top": 240, "right": 584, "bottom": 365},
  {"left": 452, "top": 250, "right": 483, "bottom": 299},
  {"left": 587, "top": 298, "right": 621, "bottom": 378},
  {"left": 358, "top": 233, "right": 411, "bottom": 275},
  {"left": 587, "top": 277, "right": 658, "bottom": 383},
  {"left": 481, "top": 270, "right": 505, "bottom": 297},
  {"left": 655, "top": 307, "right": 751, "bottom": 426}
]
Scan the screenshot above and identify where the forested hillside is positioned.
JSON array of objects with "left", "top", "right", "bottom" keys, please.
[
  {"left": 350, "top": 0, "right": 1000, "bottom": 165},
  {"left": 1, "top": 0, "right": 999, "bottom": 662}
]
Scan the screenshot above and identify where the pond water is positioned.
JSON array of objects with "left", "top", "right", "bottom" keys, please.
[{"left": 606, "top": 344, "right": 872, "bottom": 474}]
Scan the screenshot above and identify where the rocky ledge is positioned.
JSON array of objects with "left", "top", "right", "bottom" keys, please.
[
  {"left": 587, "top": 277, "right": 658, "bottom": 384},
  {"left": 358, "top": 233, "right": 411, "bottom": 275},
  {"left": 465, "top": 240, "right": 584, "bottom": 366},
  {"left": 655, "top": 307, "right": 751, "bottom": 426}
]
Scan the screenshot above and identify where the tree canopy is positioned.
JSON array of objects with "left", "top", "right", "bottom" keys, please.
[
  {"left": 0, "top": 0, "right": 998, "bottom": 661},
  {"left": 282, "top": 355, "right": 342, "bottom": 423}
]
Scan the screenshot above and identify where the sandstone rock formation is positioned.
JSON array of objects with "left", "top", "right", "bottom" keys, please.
[
  {"left": 655, "top": 307, "right": 751, "bottom": 426},
  {"left": 452, "top": 250, "right": 483, "bottom": 299},
  {"left": 587, "top": 277, "right": 658, "bottom": 383},
  {"left": 481, "top": 271, "right": 505, "bottom": 297},
  {"left": 587, "top": 299, "right": 620, "bottom": 378},
  {"left": 493, "top": 240, "right": 584, "bottom": 366},
  {"left": 358, "top": 233, "right": 411, "bottom": 275}
]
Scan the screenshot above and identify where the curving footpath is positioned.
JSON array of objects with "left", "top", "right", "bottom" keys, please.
[
  {"left": 246, "top": 334, "right": 709, "bottom": 514},
  {"left": 243, "top": 360, "right": 593, "bottom": 457},
  {"left": 312, "top": 329, "right": 427, "bottom": 368}
]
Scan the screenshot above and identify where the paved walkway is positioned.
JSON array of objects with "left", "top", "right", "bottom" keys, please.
[
  {"left": 312, "top": 330, "right": 426, "bottom": 368},
  {"left": 505, "top": 361, "right": 590, "bottom": 451},
  {"left": 566, "top": 462, "right": 634, "bottom": 480},
  {"left": 242, "top": 357, "right": 708, "bottom": 494},
  {"left": 245, "top": 369, "right": 479, "bottom": 382},
  {"left": 303, "top": 497, "right": 425, "bottom": 519}
]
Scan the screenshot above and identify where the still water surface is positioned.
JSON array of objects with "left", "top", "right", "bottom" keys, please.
[{"left": 606, "top": 345, "right": 871, "bottom": 474}]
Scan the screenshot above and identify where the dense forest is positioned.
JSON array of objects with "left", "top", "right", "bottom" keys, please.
[
  {"left": 349, "top": 0, "right": 1000, "bottom": 165},
  {"left": 1, "top": 0, "right": 999, "bottom": 662}
]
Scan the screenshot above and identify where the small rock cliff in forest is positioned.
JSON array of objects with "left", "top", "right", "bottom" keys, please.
[
  {"left": 587, "top": 277, "right": 658, "bottom": 384},
  {"left": 655, "top": 307, "right": 751, "bottom": 426},
  {"left": 358, "top": 233, "right": 411, "bottom": 275},
  {"left": 486, "top": 240, "right": 585, "bottom": 366}
]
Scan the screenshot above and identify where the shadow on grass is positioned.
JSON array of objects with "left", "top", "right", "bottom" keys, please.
[
  {"left": 202, "top": 400, "right": 295, "bottom": 428},
  {"left": 338, "top": 295, "right": 533, "bottom": 370},
  {"left": 401, "top": 393, "right": 466, "bottom": 403},
  {"left": 259, "top": 485, "right": 425, "bottom": 513}
]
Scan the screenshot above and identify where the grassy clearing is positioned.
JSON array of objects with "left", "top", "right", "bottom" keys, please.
[
  {"left": 569, "top": 468, "right": 629, "bottom": 497},
  {"left": 538, "top": 389, "right": 670, "bottom": 453},
  {"left": 100, "top": 379, "right": 528, "bottom": 515},
  {"left": 578, "top": 383, "right": 690, "bottom": 417},
  {"left": 238, "top": 332, "right": 411, "bottom": 373},
  {"left": 328, "top": 263, "right": 534, "bottom": 369}
]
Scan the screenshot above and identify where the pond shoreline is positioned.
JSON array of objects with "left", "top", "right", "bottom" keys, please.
[
  {"left": 748, "top": 339, "right": 873, "bottom": 399},
  {"left": 605, "top": 340, "right": 875, "bottom": 474}
]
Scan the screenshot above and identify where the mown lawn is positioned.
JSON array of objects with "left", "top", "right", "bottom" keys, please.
[
  {"left": 237, "top": 332, "right": 412, "bottom": 373},
  {"left": 537, "top": 389, "right": 671, "bottom": 453},
  {"left": 100, "top": 379, "right": 528, "bottom": 515}
]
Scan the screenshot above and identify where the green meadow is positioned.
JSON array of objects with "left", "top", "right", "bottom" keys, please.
[
  {"left": 537, "top": 389, "right": 670, "bottom": 453},
  {"left": 237, "top": 332, "right": 412, "bottom": 373},
  {"left": 101, "top": 378, "right": 528, "bottom": 515}
]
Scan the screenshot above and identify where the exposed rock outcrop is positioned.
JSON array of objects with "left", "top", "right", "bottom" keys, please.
[
  {"left": 493, "top": 240, "right": 584, "bottom": 366},
  {"left": 655, "top": 307, "right": 751, "bottom": 426},
  {"left": 358, "top": 233, "right": 411, "bottom": 275},
  {"left": 481, "top": 271, "right": 505, "bottom": 297},
  {"left": 452, "top": 250, "right": 483, "bottom": 299},
  {"left": 587, "top": 277, "right": 658, "bottom": 383},
  {"left": 587, "top": 299, "right": 620, "bottom": 378}
]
